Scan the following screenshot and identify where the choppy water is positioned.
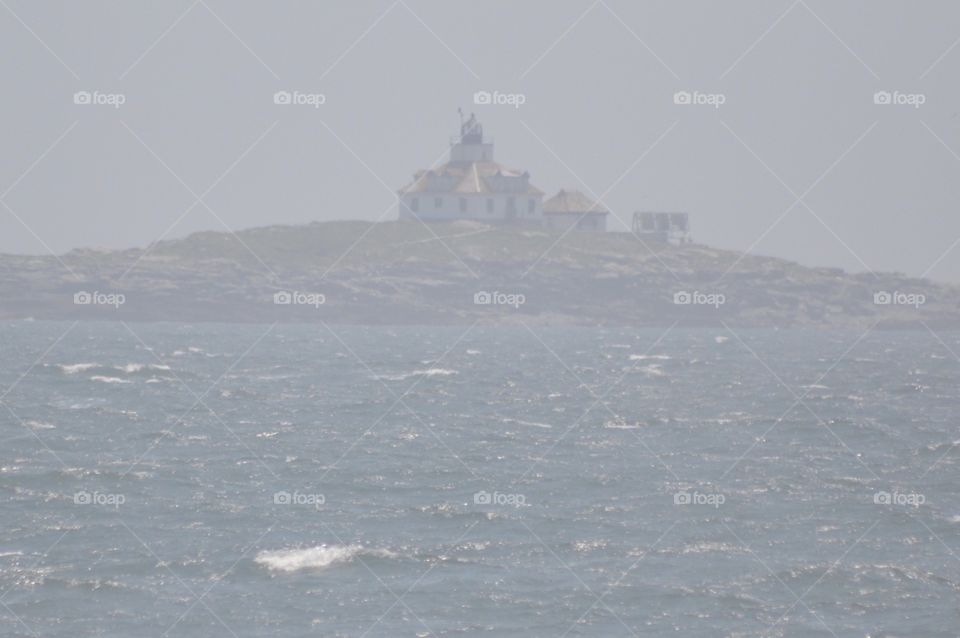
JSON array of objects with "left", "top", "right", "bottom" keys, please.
[{"left": 2, "top": 321, "right": 959, "bottom": 637}]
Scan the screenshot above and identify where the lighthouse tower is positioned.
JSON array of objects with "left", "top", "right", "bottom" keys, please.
[{"left": 449, "top": 110, "right": 493, "bottom": 164}]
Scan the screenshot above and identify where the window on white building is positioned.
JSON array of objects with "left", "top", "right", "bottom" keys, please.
[
  {"left": 527, "top": 199, "right": 535, "bottom": 214},
  {"left": 434, "top": 197, "right": 443, "bottom": 208},
  {"left": 486, "top": 199, "right": 494, "bottom": 213},
  {"left": 409, "top": 198, "right": 419, "bottom": 213},
  {"left": 459, "top": 198, "right": 467, "bottom": 213}
]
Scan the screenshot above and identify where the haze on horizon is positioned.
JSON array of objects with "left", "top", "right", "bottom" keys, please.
[{"left": 2, "top": 1, "right": 959, "bottom": 281}]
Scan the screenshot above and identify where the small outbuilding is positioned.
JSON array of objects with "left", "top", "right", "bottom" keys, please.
[
  {"left": 542, "top": 189, "right": 609, "bottom": 232},
  {"left": 632, "top": 211, "right": 691, "bottom": 244}
]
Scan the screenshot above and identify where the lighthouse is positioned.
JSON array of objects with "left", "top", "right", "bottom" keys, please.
[{"left": 398, "top": 111, "right": 544, "bottom": 225}]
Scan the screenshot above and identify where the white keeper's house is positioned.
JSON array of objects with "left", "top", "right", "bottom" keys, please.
[{"left": 398, "top": 112, "right": 544, "bottom": 225}]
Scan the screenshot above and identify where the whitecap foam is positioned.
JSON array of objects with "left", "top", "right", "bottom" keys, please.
[
  {"left": 90, "top": 376, "right": 132, "bottom": 385},
  {"left": 57, "top": 363, "right": 99, "bottom": 374},
  {"left": 501, "top": 417, "right": 552, "bottom": 429},
  {"left": 255, "top": 545, "right": 396, "bottom": 572},
  {"left": 605, "top": 421, "right": 642, "bottom": 429},
  {"left": 628, "top": 354, "right": 671, "bottom": 361},
  {"left": 409, "top": 367, "right": 457, "bottom": 378},
  {"left": 376, "top": 368, "right": 458, "bottom": 381},
  {"left": 119, "top": 363, "right": 147, "bottom": 373},
  {"left": 56, "top": 362, "right": 170, "bottom": 376},
  {"left": 678, "top": 541, "right": 742, "bottom": 555},
  {"left": 117, "top": 363, "right": 171, "bottom": 373}
]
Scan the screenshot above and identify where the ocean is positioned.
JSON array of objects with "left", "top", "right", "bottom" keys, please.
[{"left": 2, "top": 321, "right": 958, "bottom": 637}]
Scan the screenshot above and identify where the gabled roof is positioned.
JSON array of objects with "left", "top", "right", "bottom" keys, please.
[
  {"left": 399, "top": 161, "right": 544, "bottom": 196},
  {"left": 543, "top": 189, "right": 608, "bottom": 215}
]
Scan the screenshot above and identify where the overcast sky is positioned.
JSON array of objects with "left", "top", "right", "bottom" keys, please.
[{"left": 2, "top": 1, "right": 959, "bottom": 281}]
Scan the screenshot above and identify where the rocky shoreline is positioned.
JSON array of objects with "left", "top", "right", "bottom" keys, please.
[{"left": 0, "top": 220, "right": 954, "bottom": 328}]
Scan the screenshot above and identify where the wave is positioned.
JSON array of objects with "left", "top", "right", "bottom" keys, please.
[
  {"left": 90, "top": 376, "right": 132, "bottom": 384},
  {"left": 57, "top": 363, "right": 99, "bottom": 374},
  {"left": 604, "top": 420, "right": 643, "bottom": 429},
  {"left": 637, "top": 364, "right": 665, "bottom": 377},
  {"left": 255, "top": 545, "right": 398, "bottom": 572},
  {"left": 756, "top": 561, "right": 957, "bottom": 591},
  {"left": 920, "top": 439, "right": 960, "bottom": 455},
  {"left": 678, "top": 541, "right": 743, "bottom": 555},
  {"left": 25, "top": 420, "right": 55, "bottom": 430},
  {"left": 117, "top": 363, "right": 171, "bottom": 373},
  {"left": 172, "top": 346, "right": 206, "bottom": 356},
  {"left": 628, "top": 354, "right": 671, "bottom": 361},
  {"left": 501, "top": 417, "right": 552, "bottom": 429},
  {"left": 48, "top": 577, "right": 137, "bottom": 592},
  {"left": 55, "top": 362, "right": 172, "bottom": 376},
  {"left": 374, "top": 368, "right": 458, "bottom": 382}
]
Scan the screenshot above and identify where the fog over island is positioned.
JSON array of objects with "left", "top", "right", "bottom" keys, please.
[
  {"left": 3, "top": 3, "right": 960, "bottom": 637},
  {"left": 3, "top": 2, "right": 960, "bottom": 282}
]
